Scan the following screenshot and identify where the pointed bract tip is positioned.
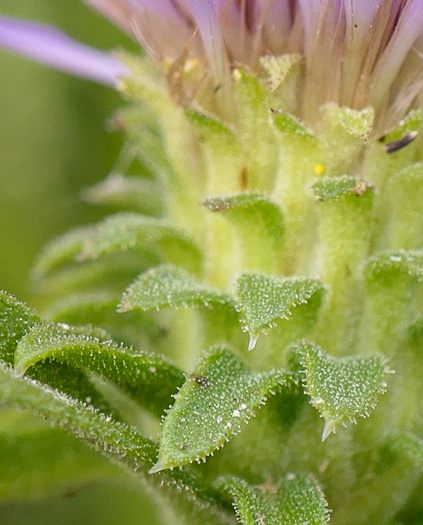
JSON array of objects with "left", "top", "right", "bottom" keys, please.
[
  {"left": 149, "top": 459, "right": 166, "bottom": 474},
  {"left": 248, "top": 332, "right": 259, "bottom": 351},
  {"left": 321, "top": 421, "right": 337, "bottom": 442}
]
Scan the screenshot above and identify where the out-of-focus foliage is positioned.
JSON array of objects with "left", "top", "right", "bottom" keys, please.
[{"left": 0, "top": 2, "right": 159, "bottom": 524}]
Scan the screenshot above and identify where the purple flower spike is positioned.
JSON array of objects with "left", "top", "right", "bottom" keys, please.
[{"left": 0, "top": 15, "right": 127, "bottom": 87}]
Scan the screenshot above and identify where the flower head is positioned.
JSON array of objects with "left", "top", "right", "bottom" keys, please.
[{"left": 2, "top": 1, "right": 423, "bottom": 129}]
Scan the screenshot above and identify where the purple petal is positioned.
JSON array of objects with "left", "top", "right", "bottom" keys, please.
[
  {"left": 0, "top": 14, "right": 127, "bottom": 86},
  {"left": 372, "top": 0, "right": 423, "bottom": 106},
  {"left": 344, "top": 0, "right": 381, "bottom": 36},
  {"left": 186, "top": 0, "right": 230, "bottom": 84}
]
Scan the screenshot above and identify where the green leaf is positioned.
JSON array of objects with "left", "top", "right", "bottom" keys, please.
[
  {"left": 83, "top": 172, "right": 163, "bottom": 216},
  {"left": 383, "top": 109, "right": 423, "bottom": 143},
  {"left": 217, "top": 475, "right": 280, "bottom": 525},
  {"left": 260, "top": 53, "right": 302, "bottom": 93},
  {"left": 0, "top": 362, "right": 234, "bottom": 521},
  {"left": 298, "top": 341, "right": 389, "bottom": 440},
  {"left": 0, "top": 409, "right": 119, "bottom": 503},
  {"left": 32, "top": 225, "right": 95, "bottom": 280},
  {"left": 119, "top": 264, "right": 234, "bottom": 313},
  {"left": 217, "top": 473, "right": 329, "bottom": 525},
  {"left": 365, "top": 250, "right": 423, "bottom": 282},
  {"left": 271, "top": 110, "right": 316, "bottom": 140},
  {"left": 45, "top": 291, "right": 161, "bottom": 349},
  {"left": 203, "top": 194, "right": 285, "bottom": 274},
  {"left": 184, "top": 107, "right": 243, "bottom": 194},
  {"left": 0, "top": 361, "right": 157, "bottom": 469},
  {"left": 387, "top": 162, "right": 423, "bottom": 250},
  {"left": 151, "top": 346, "right": 299, "bottom": 472},
  {"left": 35, "top": 251, "right": 159, "bottom": 298},
  {"left": 114, "top": 105, "right": 173, "bottom": 180},
  {"left": 277, "top": 473, "right": 330, "bottom": 524},
  {"left": 14, "top": 322, "right": 184, "bottom": 416},
  {"left": 233, "top": 68, "right": 278, "bottom": 191},
  {"left": 0, "top": 292, "right": 40, "bottom": 365},
  {"left": 236, "top": 273, "right": 325, "bottom": 350},
  {"left": 77, "top": 212, "right": 202, "bottom": 275},
  {"left": 322, "top": 104, "right": 374, "bottom": 140},
  {"left": 312, "top": 176, "right": 374, "bottom": 202},
  {"left": 362, "top": 250, "right": 423, "bottom": 354}
]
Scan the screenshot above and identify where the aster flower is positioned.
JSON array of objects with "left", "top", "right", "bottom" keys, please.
[
  {"left": 2, "top": 1, "right": 423, "bottom": 130},
  {"left": 3, "top": 3, "right": 423, "bottom": 525}
]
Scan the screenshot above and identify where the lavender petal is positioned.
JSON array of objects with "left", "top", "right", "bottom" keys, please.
[{"left": 0, "top": 14, "right": 127, "bottom": 86}]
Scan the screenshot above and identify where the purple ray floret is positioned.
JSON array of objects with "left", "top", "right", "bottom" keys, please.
[{"left": 0, "top": 14, "right": 127, "bottom": 86}]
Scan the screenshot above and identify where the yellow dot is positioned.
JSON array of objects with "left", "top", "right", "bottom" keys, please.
[
  {"left": 184, "top": 58, "right": 200, "bottom": 74},
  {"left": 232, "top": 68, "right": 242, "bottom": 82},
  {"left": 314, "top": 163, "right": 325, "bottom": 176}
]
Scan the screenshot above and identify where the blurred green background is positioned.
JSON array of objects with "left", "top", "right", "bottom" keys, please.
[
  {"left": 0, "top": 0, "right": 131, "bottom": 302},
  {"left": 0, "top": 2, "right": 159, "bottom": 523}
]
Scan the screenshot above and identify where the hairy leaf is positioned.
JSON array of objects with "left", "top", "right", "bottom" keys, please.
[
  {"left": 217, "top": 473, "right": 329, "bottom": 525},
  {"left": 312, "top": 176, "right": 374, "bottom": 202},
  {"left": 0, "top": 292, "right": 40, "bottom": 365},
  {"left": 236, "top": 273, "right": 324, "bottom": 350},
  {"left": 271, "top": 110, "right": 316, "bottom": 140},
  {"left": 0, "top": 362, "right": 233, "bottom": 520},
  {"left": 114, "top": 104, "right": 173, "bottom": 180},
  {"left": 0, "top": 361, "right": 156, "bottom": 468},
  {"left": 32, "top": 225, "right": 95, "bottom": 280},
  {"left": 77, "top": 212, "right": 202, "bottom": 274},
  {"left": 217, "top": 475, "right": 280, "bottom": 525},
  {"left": 83, "top": 172, "right": 163, "bottom": 216},
  {"left": 35, "top": 251, "right": 159, "bottom": 298},
  {"left": 233, "top": 68, "right": 277, "bottom": 191},
  {"left": 383, "top": 109, "right": 423, "bottom": 142},
  {"left": 365, "top": 250, "right": 423, "bottom": 282},
  {"left": 203, "top": 194, "right": 285, "bottom": 274},
  {"left": 298, "top": 342, "right": 389, "bottom": 440},
  {"left": 323, "top": 104, "right": 374, "bottom": 139},
  {"left": 151, "top": 346, "right": 299, "bottom": 472},
  {"left": 14, "top": 322, "right": 184, "bottom": 416},
  {"left": 185, "top": 107, "right": 243, "bottom": 194},
  {"left": 45, "top": 291, "right": 161, "bottom": 349},
  {"left": 119, "top": 264, "right": 234, "bottom": 313},
  {"left": 0, "top": 409, "right": 119, "bottom": 502},
  {"left": 277, "top": 473, "right": 330, "bottom": 524}
]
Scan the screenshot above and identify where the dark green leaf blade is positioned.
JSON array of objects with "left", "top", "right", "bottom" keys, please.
[
  {"left": 14, "top": 322, "right": 184, "bottom": 416},
  {"left": 298, "top": 341, "right": 390, "bottom": 440},
  {"left": 0, "top": 362, "right": 235, "bottom": 522},
  {"left": 236, "top": 273, "right": 325, "bottom": 350},
  {"left": 151, "top": 346, "right": 299, "bottom": 472},
  {"left": 0, "top": 361, "right": 157, "bottom": 470},
  {"left": 0, "top": 409, "right": 120, "bottom": 502}
]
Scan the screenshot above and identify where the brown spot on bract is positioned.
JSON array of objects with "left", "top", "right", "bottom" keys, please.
[
  {"left": 239, "top": 166, "right": 249, "bottom": 191},
  {"left": 354, "top": 181, "right": 367, "bottom": 196}
]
